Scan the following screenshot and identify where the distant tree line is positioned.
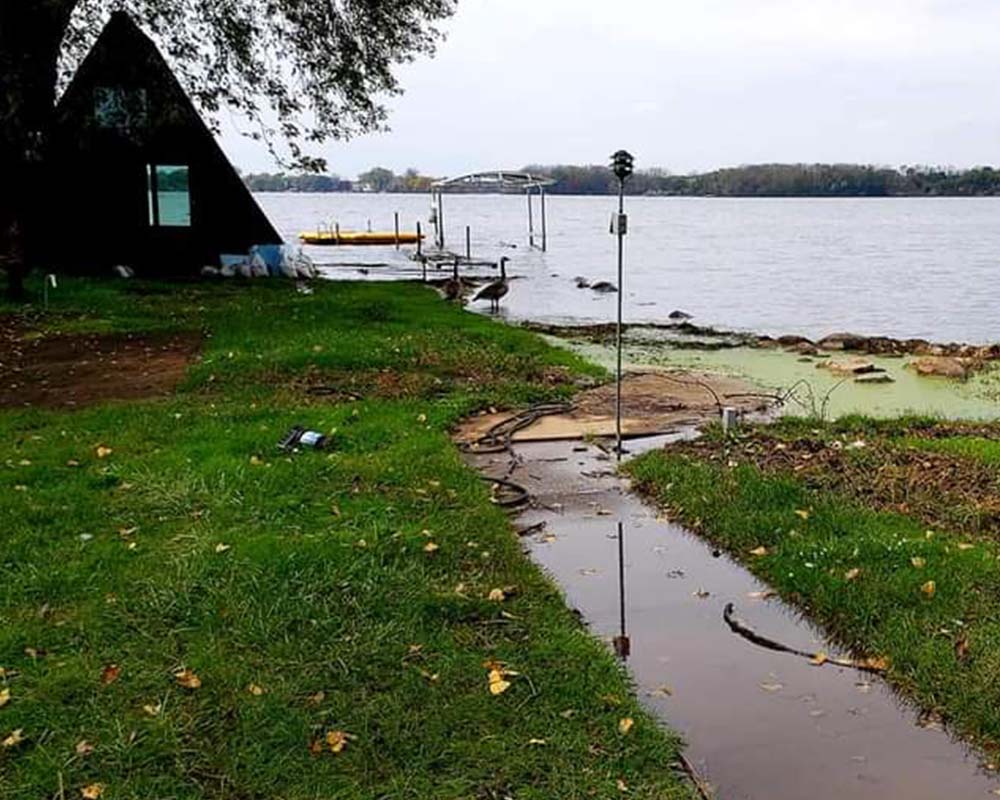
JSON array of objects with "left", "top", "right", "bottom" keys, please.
[
  {"left": 523, "top": 163, "right": 1000, "bottom": 197},
  {"left": 242, "top": 172, "right": 354, "bottom": 192},
  {"left": 241, "top": 163, "right": 1000, "bottom": 196}
]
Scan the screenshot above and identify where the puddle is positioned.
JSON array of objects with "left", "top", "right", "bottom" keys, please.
[{"left": 464, "top": 436, "right": 1000, "bottom": 799}]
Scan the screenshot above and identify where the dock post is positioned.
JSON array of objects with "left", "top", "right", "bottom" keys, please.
[
  {"left": 416, "top": 221, "right": 423, "bottom": 256},
  {"left": 367, "top": 218, "right": 372, "bottom": 233},
  {"left": 465, "top": 225, "right": 471, "bottom": 260},
  {"left": 394, "top": 212, "right": 400, "bottom": 249},
  {"left": 437, "top": 191, "right": 445, "bottom": 248},
  {"left": 540, "top": 186, "right": 548, "bottom": 252},
  {"left": 335, "top": 222, "right": 340, "bottom": 245},
  {"left": 527, "top": 188, "right": 535, "bottom": 248}
]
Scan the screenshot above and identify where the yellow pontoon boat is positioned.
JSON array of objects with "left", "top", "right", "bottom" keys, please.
[{"left": 299, "top": 230, "right": 424, "bottom": 246}]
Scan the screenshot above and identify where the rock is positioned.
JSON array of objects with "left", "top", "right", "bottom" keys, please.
[
  {"left": 590, "top": 281, "right": 618, "bottom": 293},
  {"left": 668, "top": 309, "right": 693, "bottom": 321},
  {"left": 818, "top": 357, "right": 881, "bottom": 376},
  {"left": 908, "top": 356, "right": 970, "bottom": 380},
  {"left": 787, "top": 341, "right": 819, "bottom": 356},
  {"left": 777, "top": 335, "right": 813, "bottom": 347},
  {"left": 817, "top": 332, "right": 867, "bottom": 351},
  {"left": 855, "top": 373, "right": 895, "bottom": 384},
  {"left": 200, "top": 266, "right": 220, "bottom": 277},
  {"left": 574, "top": 276, "right": 590, "bottom": 288}
]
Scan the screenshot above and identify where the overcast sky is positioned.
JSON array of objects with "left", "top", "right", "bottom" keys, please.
[{"left": 219, "top": 0, "right": 1000, "bottom": 178}]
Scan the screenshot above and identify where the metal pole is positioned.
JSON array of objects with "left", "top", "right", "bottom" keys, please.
[
  {"left": 438, "top": 191, "right": 445, "bottom": 248},
  {"left": 615, "top": 177, "right": 625, "bottom": 462},
  {"left": 416, "top": 221, "right": 422, "bottom": 256},
  {"left": 335, "top": 222, "right": 340, "bottom": 245},
  {"left": 527, "top": 188, "right": 535, "bottom": 248},
  {"left": 394, "top": 212, "right": 400, "bottom": 249},
  {"left": 540, "top": 186, "right": 547, "bottom": 252},
  {"left": 465, "top": 225, "right": 471, "bottom": 260},
  {"left": 618, "top": 519, "right": 626, "bottom": 640}
]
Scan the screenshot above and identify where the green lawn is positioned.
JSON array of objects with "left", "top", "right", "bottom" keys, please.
[
  {"left": 1, "top": 277, "right": 692, "bottom": 800},
  {"left": 626, "top": 417, "right": 1000, "bottom": 752}
]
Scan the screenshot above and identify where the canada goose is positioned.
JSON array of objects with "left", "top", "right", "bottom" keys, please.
[
  {"left": 473, "top": 257, "right": 510, "bottom": 312},
  {"left": 443, "top": 258, "right": 462, "bottom": 301}
]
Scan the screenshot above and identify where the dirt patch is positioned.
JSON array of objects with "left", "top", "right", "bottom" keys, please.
[
  {"left": 0, "top": 316, "right": 202, "bottom": 410},
  {"left": 454, "top": 370, "right": 772, "bottom": 443},
  {"left": 671, "top": 431, "right": 1000, "bottom": 537}
]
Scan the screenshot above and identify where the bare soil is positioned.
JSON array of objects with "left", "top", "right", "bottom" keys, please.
[
  {"left": 672, "top": 431, "right": 1000, "bottom": 537},
  {"left": 0, "top": 315, "right": 201, "bottom": 409}
]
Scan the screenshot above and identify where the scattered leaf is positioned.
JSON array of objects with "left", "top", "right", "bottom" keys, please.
[
  {"left": 844, "top": 567, "right": 861, "bottom": 581},
  {"left": 747, "top": 589, "right": 778, "bottom": 600},
  {"left": 174, "top": 668, "right": 202, "bottom": 689},
  {"left": 617, "top": 717, "right": 634, "bottom": 735},
  {"left": 921, "top": 580, "right": 937, "bottom": 598},
  {"left": 215, "top": 543, "right": 231, "bottom": 554},
  {"left": 307, "top": 691, "right": 326, "bottom": 705},
  {"left": 0, "top": 689, "right": 9, "bottom": 708},
  {"left": 616, "top": 778, "right": 629, "bottom": 792},
  {"left": 423, "top": 541, "right": 439, "bottom": 554},
  {"left": 325, "top": 729, "right": 354, "bottom": 753},
  {"left": 100, "top": 664, "right": 121, "bottom": 686},
  {"left": 692, "top": 589, "right": 711, "bottom": 599},
  {"left": 80, "top": 783, "right": 104, "bottom": 799},
  {"left": 759, "top": 682, "right": 783, "bottom": 693},
  {"left": 957, "top": 543, "right": 975, "bottom": 551},
  {"left": 810, "top": 652, "right": 828, "bottom": 666},
  {"left": 911, "top": 556, "right": 926, "bottom": 569},
  {"left": 488, "top": 588, "right": 506, "bottom": 602},
  {"left": 249, "top": 455, "right": 263, "bottom": 466},
  {"left": 647, "top": 684, "right": 673, "bottom": 698},
  {"left": 794, "top": 509, "right": 810, "bottom": 520},
  {"left": 749, "top": 546, "right": 768, "bottom": 557},
  {"left": 75, "top": 740, "right": 95, "bottom": 757},
  {"left": 862, "top": 655, "right": 891, "bottom": 671},
  {"left": 95, "top": 446, "right": 113, "bottom": 459},
  {"left": 2, "top": 729, "right": 24, "bottom": 748},
  {"left": 142, "top": 702, "right": 163, "bottom": 717},
  {"left": 955, "top": 635, "right": 970, "bottom": 662},
  {"left": 248, "top": 683, "right": 264, "bottom": 696},
  {"left": 488, "top": 669, "right": 511, "bottom": 695},
  {"left": 527, "top": 738, "right": 547, "bottom": 746}
]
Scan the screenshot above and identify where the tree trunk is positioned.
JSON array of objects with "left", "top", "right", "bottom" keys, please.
[{"left": 0, "top": 1, "right": 77, "bottom": 301}]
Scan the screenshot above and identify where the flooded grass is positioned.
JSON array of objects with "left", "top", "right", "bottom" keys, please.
[
  {"left": 627, "top": 419, "right": 1000, "bottom": 753},
  {"left": 0, "top": 277, "right": 690, "bottom": 800}
]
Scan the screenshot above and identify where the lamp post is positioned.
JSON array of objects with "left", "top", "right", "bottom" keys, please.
[
  {"left": 610, "top": 150, "right": 633, "bottom": 662},
  {"left": 610, "top": 150, "right": 634, "bottom": 462}
]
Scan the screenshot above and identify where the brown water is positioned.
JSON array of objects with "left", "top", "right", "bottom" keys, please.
[{"left": 464, "top": 436, "right": 1000, "bottom": 799}]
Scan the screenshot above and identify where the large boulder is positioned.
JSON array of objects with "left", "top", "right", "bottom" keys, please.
[
  {"left": 818, "top": 357, "right": 881, "bottom": 376},
  {"left": 908, "top": 356, "right": 970, "bottom": 380},
  {"left": 817, "top": 332, "right": 867, "bottom": 351}
]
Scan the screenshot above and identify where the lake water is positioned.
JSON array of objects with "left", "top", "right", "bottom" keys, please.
[{"left": 257, "top": 193, "right": 1000, "bottom": 344}]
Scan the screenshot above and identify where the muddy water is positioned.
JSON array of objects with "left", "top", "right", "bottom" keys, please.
[{"left": 464, "top": 437, "right": 1000, "bottom": 799}]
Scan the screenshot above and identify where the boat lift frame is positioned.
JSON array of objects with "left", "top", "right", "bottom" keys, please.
[{"left": 430, "top": 171, "right": 556, "bottom": 252}]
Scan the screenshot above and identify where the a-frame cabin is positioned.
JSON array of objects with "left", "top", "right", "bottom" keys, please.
[{"left": 46, "top": 11, "right": 282, "bottom": 276}]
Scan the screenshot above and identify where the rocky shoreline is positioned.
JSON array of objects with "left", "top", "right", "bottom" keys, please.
[{"left": 521, "top": 320, "right": 1000, "bottom": 380}]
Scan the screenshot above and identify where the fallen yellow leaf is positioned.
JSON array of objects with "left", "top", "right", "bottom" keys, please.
[
  {"left": 248, "top": 683, "right": 264, "bottom": 696},
  {"left": 2, "top": 728, "right": 23, "bottom": 748},
  {"left": 749, "top": 546, "right": 768, "bottom": 556},
  {"left": 423, "top": 541, "right": 440, "bottom": 553},
  {"left": 307, "top": 691, "right": 326, "bottom": 705},
  {"left": 249, "top": 455, "right": 263, "bottom": 466},
  {"left": 957, "top": 543, "right": 975, "bottom": 551},
  {"left": 810, "top": 652, "right": 828, "bottom": 666},
  {"left": 616, "top": 778, "right": 629, "bottom": 792},
  {"left": 794, "top": 509, "right": 810, "bottom": 520},
  {"left": 618, "top": 717, "right": 634, "bottom": 735},
  {"left": 325, "top": 729, "right": 353, "bottom": 753},
  {"left": 488, "top": 669, "right": 511, "bottom": 695},
  {"left": 527, "top": 738, "right": 547, "bottom": 746},
  {"left": 921, "top": 580, "right": 936, "bottom": 598},
  {"left": 95, "top": 446, "right": 113, "bottom": 459},
  {"left": 844, "top": 567, "right": 861, "bottom": 581},
  {"left": 215, "top": 543, "right": 231, "bottom": 554},
  {"left": 0, "top": 688, "right": 9, "bottom": 708},
  {"left": 174, "top": 668, "right": 202, "bottom": 689},
  {"left": 863, "top": 655, "right": 891, "bottom": 671},
  {"left": 488, "top": 588, "right": 506, "bottom": 602},
  {"left": 80, "top": 783, "right": 104, "bottom": 799},
  {"left": 911, "top": 556, "right": 926, "bottom": 569},
  {"left": 142, "top": 702, "right": 162, "bottom": 716},
  {"left": 76, "top": 740, "right": 95, "bottom": 757}
]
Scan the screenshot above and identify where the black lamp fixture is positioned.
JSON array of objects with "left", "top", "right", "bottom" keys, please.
[{"left": 611, "top": 149, "right": 635, "bottom": 183}]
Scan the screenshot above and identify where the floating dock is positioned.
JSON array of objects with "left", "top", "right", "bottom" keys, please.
[{"left": 299, "top": 230, "right": 423, "bottom": 246}]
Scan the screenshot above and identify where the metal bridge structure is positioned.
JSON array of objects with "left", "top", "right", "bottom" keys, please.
[{"left": 429, "top": 171, "right": 556, "bottom": 252}]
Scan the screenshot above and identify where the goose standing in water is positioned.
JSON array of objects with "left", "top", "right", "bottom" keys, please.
[
  {"left": 443, "top": 258, "right": 463, "bottom": 302},
  {"left": 473, "top": 257, "right": 510, "bottom": 313}
]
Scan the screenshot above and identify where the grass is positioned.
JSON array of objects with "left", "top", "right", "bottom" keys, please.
[
  {"left": 1, "top": 276, "right": 692, "bottom": 800},
  {"left": 626, "top": 417, "right": 1000, "bottom": 752}
]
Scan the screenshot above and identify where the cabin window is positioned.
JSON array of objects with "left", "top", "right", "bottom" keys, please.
[{"left": 147, "top": 164, "right": 191, "bottom": 227}]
